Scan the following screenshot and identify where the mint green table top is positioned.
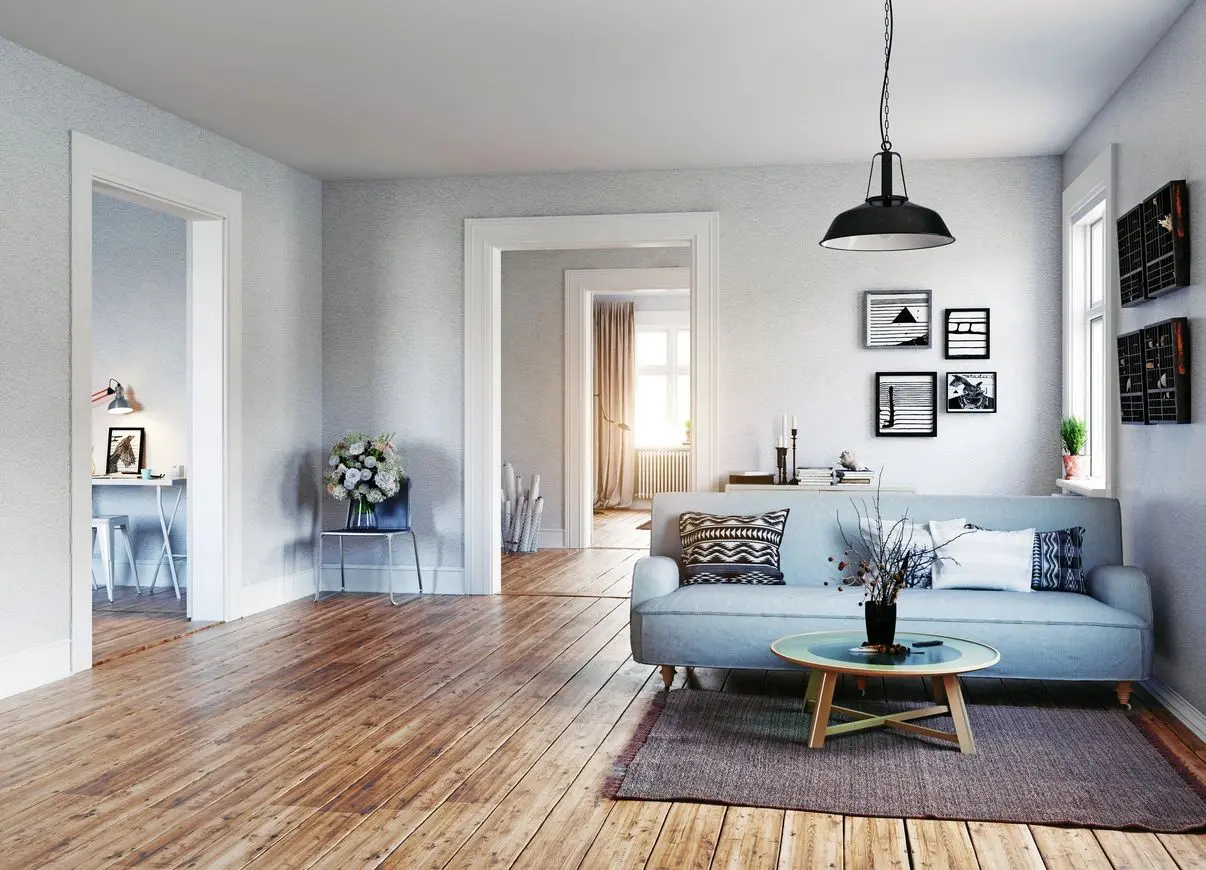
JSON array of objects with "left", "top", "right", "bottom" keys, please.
[{"left": 771, "top": 630, "right": 1000, "bottom": 677}]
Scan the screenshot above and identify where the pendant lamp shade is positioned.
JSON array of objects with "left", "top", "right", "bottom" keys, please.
[{"left": 820, "top": 0, "right": 953, "bottom": 252}]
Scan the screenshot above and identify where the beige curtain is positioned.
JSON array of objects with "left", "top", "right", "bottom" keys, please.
[{"left": 594, "top": 301, "right": 636, "bottom": 508}]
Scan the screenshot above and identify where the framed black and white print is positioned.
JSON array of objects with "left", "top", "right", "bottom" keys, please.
[
  {"left": 875, "top": 372, "right": 938, "bottom": 437},
  {"left": 947, "top": 372, "right": 997, "bottom": 413},
  {"left": 944, "top": 308, "right": 990, "bottom": 359},
  {"left": 864, "top": 290, "right": 932, "bottom": 348},
  {"left": 106, "top": 427, "right": 145, "bottom": 474}
]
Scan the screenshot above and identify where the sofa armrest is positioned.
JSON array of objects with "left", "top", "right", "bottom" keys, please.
[
  {"left": 1087, "top": 565, "right": 1153, "bottom": 627},
  {"left": 631, "top": 556, "right": 680, "bottom": 609}
]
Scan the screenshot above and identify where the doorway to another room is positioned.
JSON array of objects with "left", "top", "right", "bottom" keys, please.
[{"left": 71, "top": 133, "right": 243, "bottom": 672}]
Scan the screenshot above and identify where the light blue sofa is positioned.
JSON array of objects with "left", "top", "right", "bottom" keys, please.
[{"left": 630, "top": 492, "right": 1153, "bottom": 707}]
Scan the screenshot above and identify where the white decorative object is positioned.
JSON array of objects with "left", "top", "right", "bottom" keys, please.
[
  {"left": 502, "top": 463, "right": 543, "bottom": 553},
  {"left": 929, "top": 520, "right": 1035, "bottom": 592}
]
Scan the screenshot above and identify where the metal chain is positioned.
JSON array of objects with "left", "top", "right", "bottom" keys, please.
[{"left": 880, "top": 0, "right": 893, "bottom": 151}]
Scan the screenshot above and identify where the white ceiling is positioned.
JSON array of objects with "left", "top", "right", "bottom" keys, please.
[{"left": 0, "top": 0, "right": 1192, "bottom": 180}]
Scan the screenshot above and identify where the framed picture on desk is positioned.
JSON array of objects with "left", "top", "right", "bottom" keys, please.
[{"left": 106, "top": 427, "right": 145, "bottom": 474}]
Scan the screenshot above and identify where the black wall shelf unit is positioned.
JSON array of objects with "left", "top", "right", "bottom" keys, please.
[
  {"left": 1142, "top": 180, "right": 1190, "bottom": 298},
  {"left": 1117, "top": 329, "right": 1146, "bottom": 424},
  {"left": 1117, "top": 204, "right": 1146, "bottom": 307},
  {"left": 1116, "top": 179, "right": 1191, "bottom": 307},
  {"left": 1142, "top": 317, "right": 1191, "bottom": 424}
]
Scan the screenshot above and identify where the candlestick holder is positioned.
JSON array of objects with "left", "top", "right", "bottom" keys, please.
[
  {"left": 789, "top": 428, "right": 799, "bottom": 485},
  {"left": 775, "top": 446, "right": 789, "bottom": 485}
]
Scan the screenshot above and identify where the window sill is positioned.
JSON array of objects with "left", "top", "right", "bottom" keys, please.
[{"left": 1055, "top": 478, "right": 1111, "bottom": 498}]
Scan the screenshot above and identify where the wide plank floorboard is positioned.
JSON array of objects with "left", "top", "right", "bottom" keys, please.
[{"left": 0, "top": 545, "right": 1199, "bottom": 868}]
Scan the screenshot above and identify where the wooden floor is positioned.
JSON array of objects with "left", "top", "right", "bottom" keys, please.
[
  {"left": 0, "top": 548, "right": 1200, "bottom": 868},
  {"left": 592, "top": 508, "right": 651, "bottom": 549},
  {"left": 93, "top": 586, "right": 217, "bottom": 666}
]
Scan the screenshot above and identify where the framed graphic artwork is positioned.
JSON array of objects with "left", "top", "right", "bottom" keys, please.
[
  {"left": 864, "top": 290, "right": 932, "bottom": 348},
  {"left": 106, "top": 427, "right": 145, "bottom": 474},
  {"left": 944, "top": 308, "right": 990, "bottom": 359},
  {"left": 946, "top": 372, "right": 997, "bottom": 413},
  {"left": 875, "top": 372, "right": 938, "bottom": 437}
]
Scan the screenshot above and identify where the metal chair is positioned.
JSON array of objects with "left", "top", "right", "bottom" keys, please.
[
  {"left": 91, "top": 515, "right": 141, "bottom": 603},
  {"left": 316, "top": 480, "right": 422, "bottom": 606}
]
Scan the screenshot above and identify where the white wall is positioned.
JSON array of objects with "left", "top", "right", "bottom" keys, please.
[
  {"left": 1064, "top": 0, "right": 1206, "bottom": 713},
  {"left": 0, "top": 36, "right": 322, "bottom": 666},
  {"left": 500, "top": 247, "right": 691, "bottom": 533},
  {"left": 323, "top": 156, "right": 1063, "bottom": 569},
  {"left": 91, "top": 193, "right": 188, "bottom": 577}
]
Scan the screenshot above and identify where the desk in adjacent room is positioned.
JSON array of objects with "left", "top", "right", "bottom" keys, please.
[{"left": 91, "top": 475, "right": 187, "bottom": 597}]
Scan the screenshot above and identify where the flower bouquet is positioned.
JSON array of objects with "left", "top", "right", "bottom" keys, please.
[{"left": 324, "top": 432, "right": 404, "bottom": 529}]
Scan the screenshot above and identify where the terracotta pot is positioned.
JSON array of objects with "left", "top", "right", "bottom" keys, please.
[{"left": 1062, "top": 454, "right": 1086, "bottom": 480}]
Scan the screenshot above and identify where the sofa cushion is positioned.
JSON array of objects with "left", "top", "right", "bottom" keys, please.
[
  {"left": 679, "top": 509, "right": 789, "bottom": 586},
  {"left": 1032, "top": 526, "right": 1087, "bottom": 593},
  {"left": 930, "top": 522, "right": 1036, "bottom": 592}
]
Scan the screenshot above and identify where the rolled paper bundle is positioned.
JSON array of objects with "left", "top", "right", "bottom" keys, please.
[
  {"left": 529, "top": 473, "right": 541, "bottom": 502},
  {"left": 503, "top": 462, "right": 517, "bottom": 504}
]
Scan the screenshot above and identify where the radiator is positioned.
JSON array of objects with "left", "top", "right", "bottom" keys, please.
[{"left": 635, "top": 448, "right": 691, "bottom": 499}]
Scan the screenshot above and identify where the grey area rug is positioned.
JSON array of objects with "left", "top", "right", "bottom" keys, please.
[{"left": 609, "top": 690, "right": 1206, "bottom": 832}]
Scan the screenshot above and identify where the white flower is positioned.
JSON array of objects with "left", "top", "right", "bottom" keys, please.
[
  {"left": 357, "top": 484, "right": 370, "bottom": 495},
  {"left": 366, "top": 489, "right": 385, "bottom": 503},
  {"left": 330, "top": 485, "right": 347, "bottom": 501},
  {"left": 343, "top": 478, "right": 356, "bottom": 490},
  {"left": 344, "top": 467, "right": 361, "bottom": 484},
  {"left": 328, "top": 454, "right": 339, "bottom": 466},
  {"left": 348, "top": 441, "right": 365, "bottom": 456},
  {"left": 363, "top": 456, "right": 377, "bottom": 468},
  {"left": 375, "top": 472, "right": 398, "bottom": 495}
]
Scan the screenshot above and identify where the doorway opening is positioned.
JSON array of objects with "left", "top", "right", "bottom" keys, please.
[
  {"left": 563, "top": 267, "right": 691, "bottom": 549},
  {"left": 465, "top": 212, "right": 719, "bottom": 594},
  {"left": 70, "top": 133, "right": 243, "bottom": 672}
]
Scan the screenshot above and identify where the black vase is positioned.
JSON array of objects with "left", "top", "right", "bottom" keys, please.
[{"left": 864, "top": 601, "right": 897, "bottom": 646}]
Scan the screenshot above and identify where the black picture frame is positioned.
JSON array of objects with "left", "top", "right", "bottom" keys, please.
[
  {"left": 946, "top": 372, "right": 997, "bottom": 414},
  {"left": 106, "top": 427, "right": 145, "bottom": 474},
  {"left": 944, "top": 308, "right": 991, "bottom": 359},
  {"left": 864, "top": 290, "right": 932, "bottom": 349},
  {"left": 875, "top": 372, "right": 938, "bottom": 437}
]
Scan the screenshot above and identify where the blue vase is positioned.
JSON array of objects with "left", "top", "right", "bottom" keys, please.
[{"left": 346, "top": 498, "right": 378, "bottom": 530}]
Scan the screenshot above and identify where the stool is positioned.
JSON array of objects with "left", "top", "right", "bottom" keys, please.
[{"left": 92, "top": 515, "right": 140, "bottom": 603}]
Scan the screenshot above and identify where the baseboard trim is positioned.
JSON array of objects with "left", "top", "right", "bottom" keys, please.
[
  {"left": 317, "top": 564, "right": 465, "bottom": 596},
  {"left": 538, "top": 529, "right": 566, "bottom": 549},
  {"left": 0, "top": 639, "right": 72, "bottom": 700},
  {"left": 91, "top": 557, "right": 189, "bottom": 589},
  {"left": 240, "top": 569, "right": 316, "bottom": 619},
  {"left": 1144, "top": 677, "right": 1206, "bottom": 742}
]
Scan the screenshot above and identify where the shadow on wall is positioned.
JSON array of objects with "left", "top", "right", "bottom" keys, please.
[
  {"left": 277, "top": 449, "right": 324, "bottom": 578},
  {"left": 318, "top": 439, "right": 462, "bottom": 574}
]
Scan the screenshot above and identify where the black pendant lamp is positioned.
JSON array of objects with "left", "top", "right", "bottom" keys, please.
[{"left": 821, "top": 0, "right": 954, "bottom": 251}]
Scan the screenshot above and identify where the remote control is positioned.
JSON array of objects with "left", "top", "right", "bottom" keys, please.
[{"left": 912, "top": 640, "right": 943, "bottom": 648}]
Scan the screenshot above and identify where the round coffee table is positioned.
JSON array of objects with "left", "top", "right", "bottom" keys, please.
[{"left": 771, "top": 630, "right": 1000, "bottom": 754}]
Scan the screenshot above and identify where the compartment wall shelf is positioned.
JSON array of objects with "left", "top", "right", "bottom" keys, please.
[
  {"left": 1115, "top": 179, "right": 1190, "bottom": 306},
  {"left": 1117, "top": 329, "right": 1146, "bottom": 424},
  {"left": 1142, "top": 317, "right": 1191, "bottom": 424}
]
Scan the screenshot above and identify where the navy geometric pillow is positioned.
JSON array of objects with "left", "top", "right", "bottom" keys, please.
[
  {"left": 1032, "top": 526, "right": 1086, "bottom": 592},
  {"left": 678, "top": 509, "right": 789, "bottom": 586}
]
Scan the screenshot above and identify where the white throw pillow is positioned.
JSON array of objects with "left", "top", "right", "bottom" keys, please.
[
  {"left": 856, "top": 517, "right": 939, "bottom": 587},
  {"left": 929, "top": 522, "right": 1036, "bottom": 592}
]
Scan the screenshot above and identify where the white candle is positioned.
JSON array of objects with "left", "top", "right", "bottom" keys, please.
[
  {"left": 791, "top": 415, "right": 798, "bottom": 432},
  {"left": 781, "top": 415, "right": 789, "bottom": 437},
  {"left": 777, "top": 435, "right": 787, "bottom": 448}
]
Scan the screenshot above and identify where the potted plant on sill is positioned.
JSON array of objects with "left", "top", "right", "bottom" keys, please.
[{"left": 1060, "top": 416, "right": 1087, "bottom": 480}]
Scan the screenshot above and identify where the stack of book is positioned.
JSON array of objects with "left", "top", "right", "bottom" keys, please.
[
  {"left": 795, "top": 467, "right": 835, "bottom": 486},
  {"left": 835, "top": 469, "right": 877, "bottom": 486}
]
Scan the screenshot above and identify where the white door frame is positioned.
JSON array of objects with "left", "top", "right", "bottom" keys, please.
[
  {"left": 464, "top": 212, "right": 719, "bottom": 594},
  {"left": 564, "top": 267, "right": 694, "bottom": 549},
  {"left": 70, "top": 133, "right": 243, "bottom": 672}
]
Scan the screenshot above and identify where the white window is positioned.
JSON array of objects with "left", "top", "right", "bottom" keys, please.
[
  {"left": 635, "top": 320, "right": 690, "bottom": 447},
  {"left": 1061, "top": 147, "right": 1115, "bottom": 496}
]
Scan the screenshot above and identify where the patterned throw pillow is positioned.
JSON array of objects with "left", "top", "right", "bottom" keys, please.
[
  {"left": 1032, "top": 526, "right": 1086, "bottom": 592},
  {"left": 678, "top": 509, "right": 790, "bottom": 586},
  {"left": 963, "top": 523, "right": 1086, "bottom": 593}
]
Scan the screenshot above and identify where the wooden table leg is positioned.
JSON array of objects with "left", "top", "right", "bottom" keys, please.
[
  {"left": 943, "top": 674, "right": 976, "bottom": 755},
  {"left": 803, "top": 668, "right": 823, "bottom": 712},
  {"left": 930, "top": 676, "right": 947, "bottom": 705},
  {"left": 807, "top": 671, "right": 838, "bottom": 749}
]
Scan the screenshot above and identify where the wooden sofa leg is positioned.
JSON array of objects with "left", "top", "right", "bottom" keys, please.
[
  {"left": 1115, "top": 681, "right": 1133, "bottom": 710},
  {"left": 659, "top": 665, "right": 675, "bottom": 690}
]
